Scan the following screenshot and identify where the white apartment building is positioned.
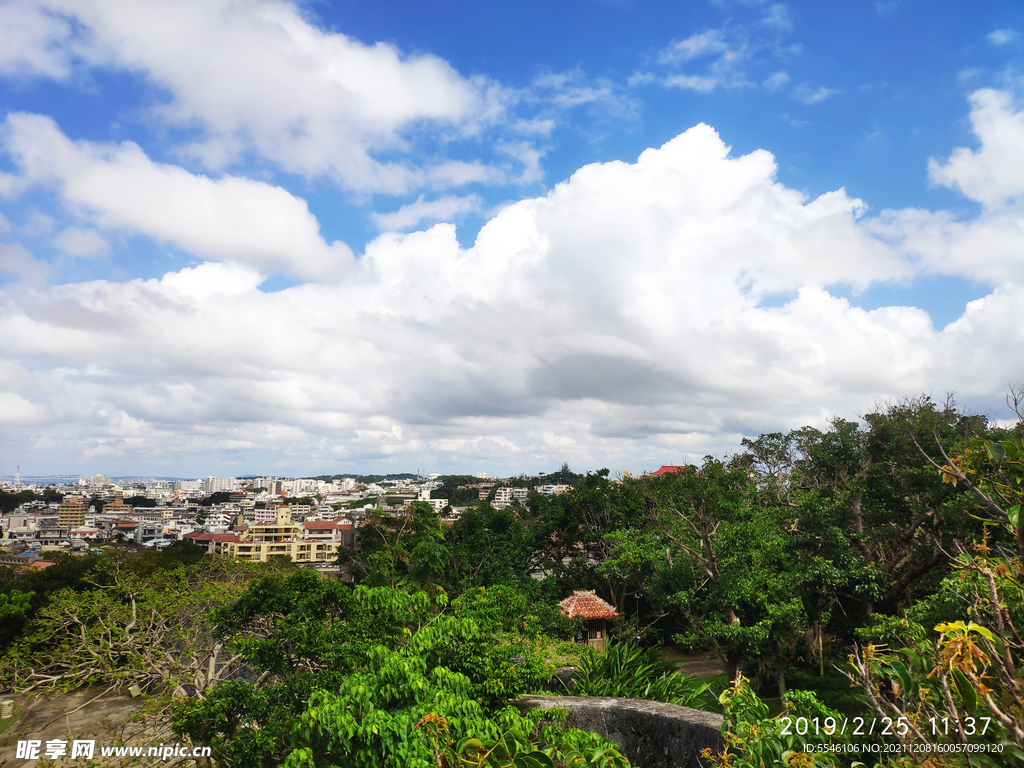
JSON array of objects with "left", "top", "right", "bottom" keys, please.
[
  {"left": 536, "top": 484, "right": 571, "bottom": 496},
  {"left": 204, "top": 477, "right": 238, "bottom": 494},
  {"left": 492, "top": 486, "right": 529, "bottom": 509}
]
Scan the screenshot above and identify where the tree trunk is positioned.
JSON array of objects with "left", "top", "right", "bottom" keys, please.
[{"left": 726, "top": 652, "right": 740, "bottom": 688}]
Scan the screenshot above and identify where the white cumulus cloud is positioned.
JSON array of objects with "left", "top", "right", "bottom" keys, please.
[
  {"left": 2, "top": 113, "right": 355, "bottom": 279},
  {"left": 0, "top": 0, "right": 509, "bottom": 194},
  {"left": 371, "top": 195, "right": 484, "bottom": 232},
  {"left": 987, "top": 29, "right": 1018, "bottom": 45},
  {"left": 928, "top": 88, "right": 1024, "bottom": 208},
  {"left": 1, "top": 90, "right": 1023, "bottom": 474}
]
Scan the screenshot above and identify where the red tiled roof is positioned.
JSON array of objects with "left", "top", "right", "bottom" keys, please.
[
  {"left": 559, "top": 590, "right": 619, "bottom": 619},
  {"left": 651, "top": 465, "right": 686, "bottom": 475},
  {"left": 23, "top": 560, "right": 57, "bottom": 571},
  {"left": 304, "top": 521, "right": 340, "bottom": 529},
  {"left": 183, "top": 532, "right": 240, "bottom": 543}
]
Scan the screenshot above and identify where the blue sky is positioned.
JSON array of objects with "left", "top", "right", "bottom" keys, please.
[{"left": 0, "top": 0, "right": 1022, "bottom": 478}]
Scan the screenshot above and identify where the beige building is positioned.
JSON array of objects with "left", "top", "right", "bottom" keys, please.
[
  {"left": 57, "top": 500, "right": 87, "bottom": 527},
  {"left": 211, "top": 507, "right": 357, "bottom": 565},
  {"left": 103, "top": 498, "right": 133, "bottom": 516}
]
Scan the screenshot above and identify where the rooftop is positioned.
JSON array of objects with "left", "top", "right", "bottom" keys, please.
[{"left": 560, "top": 590, "right": 619, "bottom": 620}]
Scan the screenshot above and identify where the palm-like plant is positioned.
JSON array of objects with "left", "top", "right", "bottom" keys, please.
[{"left": 571, "top": 640, "right": 710, "bottom": 707}]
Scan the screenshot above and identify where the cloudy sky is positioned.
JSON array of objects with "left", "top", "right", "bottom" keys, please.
[{"left": 1, "top": 0, "right": 1023, "bottom": 478}]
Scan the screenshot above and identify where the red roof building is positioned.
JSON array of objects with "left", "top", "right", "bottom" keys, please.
[
  {"left": 651, "top": 465, "right": 686, "bottom": 476},
  {"left": 560, "top": 590, "right": 618, "bottom": 651},
  {"left": 560, "top": 590, "right": 619, "bottom": 619},
  {"left": 183, "top": 531, "right": 241, "bottom": 554}
]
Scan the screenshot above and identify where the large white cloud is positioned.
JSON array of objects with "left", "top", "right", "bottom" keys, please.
[
  {"left": 2, "top": 113, "right": 354, "bottom": 279},
  {"left": 928, "top": 88, "right": 1024, "bottom": 208},
  {"left": 3, "top": 89, "right": 1023, "bottom": 475},
  {"left": 0, "top": 0, "right": 75, "bottom": 79},
  {"left": 0, "top": 0, "right": 508, "bottom": 193}
]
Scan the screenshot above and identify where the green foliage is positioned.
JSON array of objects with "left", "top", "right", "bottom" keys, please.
[
  {"left": 0, "top": 590, "right": 33, "bottom": 646},
  {"left": 446, "top": 506, "right": 535, "bottom": 591},
  {"left": 177, "top": 579, "right": 616, "bottom": 767},
  {"left": 454, "top": 585, "right": 538, "bottom": 634},
  {"left": 201, "top": 603, "right": 627, "bottom": 768},
  {"left": 430, "top": 475, "right": 485, "bottom": 506},
  {"left": 0, "top": 589, "right": 32, "bottom": 620},
  {"left": 646, "top": 459, "right": 809, "bottom": 687},
  {"left": 199, "top": 491, "right": 234, "bottom": 506},
  {"left": 572, "top": 640, "right": 709, "bottom": 707},
  {"left": 348, "top": 496, "right": 379, "bottom": 508},
  {"left": 0, "top": 489, "right": 49, "bottom": 513},
  {"left": 172, "top": 681, "right": 293, "bottom": 768},
  {"left": 340, "top": 502, "right": 450, "bottom": 589},
  {"left": 706, "top": 677, "right": 849, "bottom": 768},
  {"left": 123, "top": 495, "right": 157, "bottom": 507},
  {"left": 594, "top": 530, "right": 667, "bottom": 618},
  {"left": 282, "top": 628, "right": 627, "bottom": 768},
  {"left": 842, "top": 429, "right": 1024, "bottom": 764}
]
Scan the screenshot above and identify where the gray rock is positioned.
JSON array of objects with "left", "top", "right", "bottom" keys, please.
[{"left": 516, "top": 695, "right": 724, "bottom": 768}]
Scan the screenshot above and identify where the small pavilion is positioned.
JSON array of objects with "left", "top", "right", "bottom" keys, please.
[{"left": 560, "top": 590, "right": 618, "bottom": 651}]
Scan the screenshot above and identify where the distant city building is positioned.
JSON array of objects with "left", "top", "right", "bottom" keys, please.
[
  {"left": 197, "top": 507, "right": 360, "bottom": 565},
  {"left": 56, "top": 499, "right": 87, "bottom": 527},
  {"left": 103, "top": 498, "right": 133, "bottom": 516},
  {"left": 204, "top": 476, "right": 238, "bottom": 494},
  {"left": 492, "top": 486, "right": 529, "bottom": 509},
  {"left": 536, "top": 484, "right": 570, "bottom": 496}
]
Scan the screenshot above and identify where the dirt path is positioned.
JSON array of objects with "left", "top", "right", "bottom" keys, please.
[{"left": 656, "top": 647, "right": 727, "bottom": 678}]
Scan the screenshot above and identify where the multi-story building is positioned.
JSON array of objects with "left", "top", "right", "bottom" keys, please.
[
  {"left": 57, "top": 499, "right": 87, "bottom": 527},
  {"left": 194, "top": 508, "right": 359, "bottom": 565},
  {"left": 204, "top": 477, "right": 237, "bottom": 494},
  {"left": 36, "top": 526, "right": 71, "bottom": 547},
  {"left": 88, "top": 474, "right": 110, "bottom": 492},
  {"left": 288, "top": 504, "right": 313, "bottom": 519},
  {"left": 134, "top": 521, "right": 164, "bottom": 545},
  {"left": 492, "top": 487, "right": 529, "bottom": 509},
  {"left": 103, "top": 498, "right": 133, "bottom": 516},
  {"left": 536, "top": 484, "right": 571, "bottom": 496}
]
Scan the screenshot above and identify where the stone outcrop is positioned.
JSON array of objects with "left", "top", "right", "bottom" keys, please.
[{"left": 516, "top": 695, "right": 724, "bottom": 768}]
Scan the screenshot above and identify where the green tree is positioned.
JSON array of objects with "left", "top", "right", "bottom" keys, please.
[
  {"left": 445, "top": 506, "right": 534, "bottom": 591},
  {"left": 278, "top": 615, "right": 626, "bottom": 768},
  {"left": 340, "top": 501, "right": 450, "bottom": 589},
  {"left": 646, "top": 459, "right": 806, "bottom": 691},
  {"left": 844, "top": 425, "right": 1024, "bottom": 762}
]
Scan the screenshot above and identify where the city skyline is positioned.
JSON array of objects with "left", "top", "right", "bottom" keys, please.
[{"left": 1, "top": 1, "right": 1023, "bottom": 477}]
